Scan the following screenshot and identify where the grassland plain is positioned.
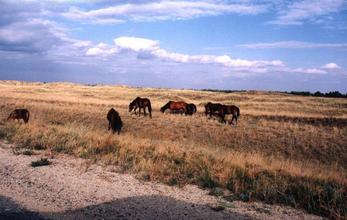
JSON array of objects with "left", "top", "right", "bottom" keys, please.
[{"left": 0, "top": 80, "right": 346, "bottom": 219}]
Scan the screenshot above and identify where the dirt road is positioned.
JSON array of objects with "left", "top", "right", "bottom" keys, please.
[{"left": 0, "top": 141, "right": 323, "bottom": 220}]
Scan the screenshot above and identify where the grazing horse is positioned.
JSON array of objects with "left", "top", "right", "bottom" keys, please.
[
  {"left": 160, "top": 101, "right": 188, "bottom": 115},
  {"left": 205, "top": 102, "right": 223, "bottom": 117},
  {"left": 129, "top": 97, "right": 152, "bottom": 118},
  {"left": 221, "top": 105, "right": 240, "bottom": 125},
  {"left": 107, "top": 108, "right": 122, "bottom": 134},
  {"left": 7, "top": 109, "right": 30, "bottom": 123},
  {"left": 186, "top": 103, "right": 197, "bottom": 115},
  {"left": 205, "top": 102, "right": 240, "bottom": 125}
]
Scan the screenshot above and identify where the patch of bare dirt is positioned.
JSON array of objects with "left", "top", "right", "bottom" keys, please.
[{"left": 0, "top": 141, "right": 324, "bottom": 220}]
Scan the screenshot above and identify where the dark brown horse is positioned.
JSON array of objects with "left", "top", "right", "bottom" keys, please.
[
  {"left": 129, "top": 97, "right": 152, "bottom": 118},
  {"left": 107, "top": 108, "right": 122, "bottom": 134},
  {"left": 221, "top": 105, "right": 240, "bottom": 125},
  {"left": 205, "top": 102, "right": 240, "bottom": 125},
  {"left": 186, "top": 103, "right": 197, "bottom": 115},
  {"left": 160, "top": 101, "right": 187, "bottom": 115},
  {"left": 205, "top": 102, "right": 223, "bottom": 117},
  {"left": 7, "top": 109, "right": 30, "bottom": 123}
]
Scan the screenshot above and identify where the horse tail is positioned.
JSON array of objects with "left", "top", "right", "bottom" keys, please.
[
  {"left": 7, "top": 112, "right": 13, "bottom": 121},
  {"left": 148, "top": 101, "right": 152, "bottom": 118},
  {"left": 26, "top": 110, "right": 30, "bottom": 123},
  {"left": 237, "top": 107, "right": 240, "bottom": 117},
  {"left": 204, "top": 104, "right": 209, "bottom": 116},
  {"left": 183, "top": 103, "right": 188, "bottom": 115}
]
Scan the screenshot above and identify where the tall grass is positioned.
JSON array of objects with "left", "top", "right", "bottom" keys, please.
[{"left": 0, "top": 81, "right": 346, "bottom": 219}]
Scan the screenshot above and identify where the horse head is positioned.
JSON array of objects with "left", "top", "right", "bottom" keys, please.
[
  {"left": 160, "top": 106, "right": 165, "bottom": 113},
  {"left": 129, "top": 101, "right": 135, "bottom": 112},
  {"left": 160, "top": 101, "right": 172, "bottom": 113}
]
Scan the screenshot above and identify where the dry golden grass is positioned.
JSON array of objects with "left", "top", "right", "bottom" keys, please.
[{"left": 0, "top": 80, "right": 346, "bottom": 219}]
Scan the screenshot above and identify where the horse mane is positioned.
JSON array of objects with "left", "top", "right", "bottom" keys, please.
[
  {"left": 130, "top": 97, "right": 139, "bottom": 106},
  {"left": 132, "top": 97, "right": 140, "bottom": 102}
]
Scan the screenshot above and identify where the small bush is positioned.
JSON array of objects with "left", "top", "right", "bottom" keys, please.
[
  {"left": 33, "top": 144, "right": 45, "bottom": 150},
  {"left": 31, "top": 158, "right": 51, "bottom": 167},
  {"left": 209, "top": 187, "right": 224, "bottom": 197},
  {"left": 22, "top": 149, "right": 33, "bottom": 155},
  {"left": 198, "top": 168, "right": 218, "bottom": 188}
]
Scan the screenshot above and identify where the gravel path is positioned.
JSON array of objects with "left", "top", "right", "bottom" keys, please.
[{"left": 0, "top": 141, "right": 324, "bottom": 220}]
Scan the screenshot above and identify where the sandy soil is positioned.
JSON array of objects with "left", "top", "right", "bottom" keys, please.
[{"left": 0, "top": 141, "right": 324, "bottom": 220}]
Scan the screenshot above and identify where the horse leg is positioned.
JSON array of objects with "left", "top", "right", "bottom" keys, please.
[
  {"left": 230, "top": 115, "right": 237, "bottom": 126},
  {"left": 148, "top": 107, "right": 152, "bottom": 118},
  {"left": 144, "top": 107, "right": 147, "bottom": 116},
  {"left": 230, "top": 116, "right": 234, "bottom": 125},
  {"left": 220, "top": 112, "right": 226, "bottom": 124}
]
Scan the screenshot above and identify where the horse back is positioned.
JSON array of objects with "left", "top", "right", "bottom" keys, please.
[
  {"left": 170, "top": 101, "right": 187, "bottom": 110},
  {"left": 142, "top": 98, "right": 151, "bottom": 106},
  {"left": 224, "top": 105, "right": 240, "bottom": 115}
]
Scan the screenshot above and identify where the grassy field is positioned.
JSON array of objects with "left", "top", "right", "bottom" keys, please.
[{"left": 0, "top": 80, "right": 346, "bottom": 219}]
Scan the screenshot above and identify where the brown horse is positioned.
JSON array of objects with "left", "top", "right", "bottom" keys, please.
[
  {"left": 129, "top": 97, "right": 152, "bottom": 118},
  {"left": 205, "top": 102, "right": 240, "bottom": 125},
  {"left": 107, "top": 108, "right": 122, "bottom": 134},
  {"left": 186, "top": 103, "right": 197, "bottom": 115},
  {"left": 205, "top": 102, "right": 223, "bottom": 117},
  {"left": 221, "top": 105, "right": 240, "bottom": 125},
  {"left": 160, "top": 101, "right": 187, "bottom": 115},
  {"left": 7, "top": 109, "right": 30, "bottom": 123}
]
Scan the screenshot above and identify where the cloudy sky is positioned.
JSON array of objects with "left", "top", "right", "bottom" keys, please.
[{"left": 0, "top": 0, "right": 347, "bottom": 92}]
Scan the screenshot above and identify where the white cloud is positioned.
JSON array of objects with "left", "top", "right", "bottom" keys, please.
[
  {"left": 0, "top": 17, "right": 93, "bottom": 66},
  {"left": 0, "top": 18, "right": 66, "bottom": 52},
  {"left": 85, "top": 36, "right": 345, "bottom": 77},
  {"left": 114, "top": 37, "right": 159, "bottom": 52},
  {"left": 322, "top": 62, "right": 341, "bottom": 69},
  {"left": 86, "top": 43, "right": 119, "bottom": 56},
  {"left": 270, "top": 0, "right": 346, "bottom": 25},
  {"left": 111, "top": 36, "right": 285, "bottom": 69},
  {"left": 86, "top": 18, "right": 124, "bottom": 25},
  {"left": 296, "top": 68, "right": 327, "bottom": 74},
  {"left": 62, "top": 1, "right": 268, "bottom": 23},
  {"left": 237, "top": 41, "right": 347, "bottom": 49}
]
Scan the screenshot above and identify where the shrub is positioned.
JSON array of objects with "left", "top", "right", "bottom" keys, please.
[{"left": 31, "top": 158, "right": 51, "bottom": 167}]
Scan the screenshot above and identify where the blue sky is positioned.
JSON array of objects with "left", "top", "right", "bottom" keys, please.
[{"left": 0, "top": 0, "right": 347, "bottom": 92}]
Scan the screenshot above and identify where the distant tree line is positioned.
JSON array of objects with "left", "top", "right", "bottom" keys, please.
[
  {"left": 201, "top": 89, "right": 245, "bottom": 93},
  {"left": 200, "top": 89, "right": 347, "bottom": 98},
  {"left": 286, "top": 91, "right": 347, "bottom": 98}
]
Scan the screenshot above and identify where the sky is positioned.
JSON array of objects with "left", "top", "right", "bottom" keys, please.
[{"left": 0, "top": 0, "right": 347, "bottom": 92}]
